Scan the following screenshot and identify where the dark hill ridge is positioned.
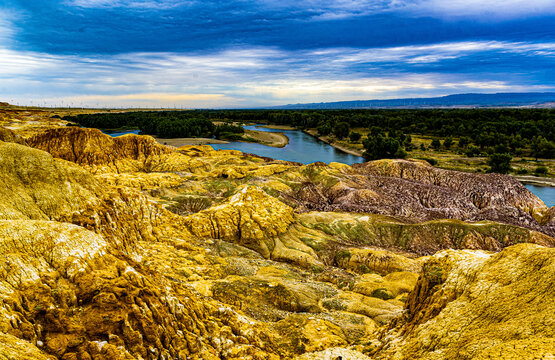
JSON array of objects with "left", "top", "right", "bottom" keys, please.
[{"left": 272, "top": 92, "right": 555, "bottom": 109}]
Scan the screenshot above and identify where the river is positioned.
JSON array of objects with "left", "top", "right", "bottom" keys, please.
[
  {"left": 525, "top": 185, "right": 555, "bottom": 207},
  {"left": 103, "top": 126, "right": 554, "bottom": 207},
  {"left": 210, "top": 125, "right": 364, "bottom": 165}
]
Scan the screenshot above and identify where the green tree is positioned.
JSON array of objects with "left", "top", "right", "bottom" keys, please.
[
  {"left": 535, "top": 166, "right": 548, "bottom": 175},
  {"left": 531, "top": 136, "right": 555, "bottom": 159},
  {"left": 443, "top": 137, "right": 453, "bottom": 149},
  {"left": 458, "top": 136, "right": 471, "bottom": 148},
  {"left": 317, "top": 123, "right": 332, "bottom": 136},
  {"left": 333, "top": 122, "right": 350, "bottom": 139},
  {"left": 465, "top": 145, "right": 481, "bottom": 157},
  {"left": 349, "top": 131, "right": 362, "bottom": 142},
  {"left": 487, "top": 153, "right": 512, "bottom": 174},
  {"left": 431, "top": 139, "right": 441, "bottom": 150},
  {"left": 362, "top": 134, "right": 406, "bottom": 161}
]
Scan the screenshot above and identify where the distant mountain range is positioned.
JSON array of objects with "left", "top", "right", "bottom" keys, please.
[{"left": 271, "top": 92, "right": 555, "bottom": 109}]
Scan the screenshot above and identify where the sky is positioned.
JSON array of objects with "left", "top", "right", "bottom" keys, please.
[{"left": 1, "top": 0, "right": 555, "bottom": 108}]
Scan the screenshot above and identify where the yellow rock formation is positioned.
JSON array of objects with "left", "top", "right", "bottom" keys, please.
[
  {"left": 184, "top": 186, "right": 296, "bottom": 258},
  {"left": 0, "top": 112, "right": 552, "bottom": 359},
  {"left": 370, "top": 244, "right": 555, "bottom": 360}
]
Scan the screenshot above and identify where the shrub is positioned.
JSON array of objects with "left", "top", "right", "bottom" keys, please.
[
  {"left": 167, "top": 196, "right": 213, "bottom": 215},
  {"left": 535, "top": 166, "right": 548, "bottom": 175},
  {"left": 458, "top": 136, "right": 471, "bottom": 148},
  {"left": 217, "top": 132, "right": 243, "bottom": 141},
  {"left": 465, "top": 145, "right": 481, "bottom": 157},
  {"left": 418, "top": 158, "right": 437, "bottom": 166},
  {"left": 335, "top": 249, "right": 352, "bottom": 264},
  {"left": 423, "top": 264, "right": 444, "bottom": 286},
  {"left": 371, "top": 288, "right": 394, "bottom": 300},
  {"left": 487, "top": 153, "right": 513, "bottom": 174},
  {"left": 443, "top": 137, "right": 453, "bottom": 149},
  {"left": 349, "top": 131, "right": 362, "bottom": 142}
]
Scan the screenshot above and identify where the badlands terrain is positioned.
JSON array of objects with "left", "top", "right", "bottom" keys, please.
[{"left": 0, "top": 107, "right": 553, "bottom": 359}]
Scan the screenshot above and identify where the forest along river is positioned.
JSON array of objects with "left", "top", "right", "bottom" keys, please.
[{"left": 103, "top": 126, "right": 554, "bottom": 207}]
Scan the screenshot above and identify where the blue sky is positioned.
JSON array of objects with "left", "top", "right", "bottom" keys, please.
[{"left": 1, "top": 0, "right": 555, "bottom": 107}]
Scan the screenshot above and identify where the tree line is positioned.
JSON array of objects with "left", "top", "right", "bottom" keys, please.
[
  {"left": 64, "top": 109, "right": 555, "bottom": 169},
  {"left": 63, "top": 111, "right": 244, "bottom": 140}
]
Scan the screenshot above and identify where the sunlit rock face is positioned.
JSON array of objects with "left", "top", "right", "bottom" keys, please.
[
  {"left": 0, "top": 120, "right": 552, "bottom": 359},
  {"left": 368, "top": 244, "right": 555, "bottom": 360}
]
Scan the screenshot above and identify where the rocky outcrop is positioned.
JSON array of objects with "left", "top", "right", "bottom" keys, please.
[
  {"left": 287, "top": 159, "right": 554, "bottom": 237},
  {"left": 1, "top": 112, "right": 553, "bottom": 360},
  {"left": 0, "top": 141, "right": 100, "bottom": 221},
  {"left": 0, "top": 221, "right": 280, "bottom": 360},
  {"left": 184, "top": 186, "right": 297, "bottom": 258},
  {"left": 298, "top": 212, "right": 554, "bottom": 257},
  {"left": 0, "top": 140, "right": 177, "bottom": 252},
  {"left": 28, "top": 127, "right": 172, "bottom": 173},
  {"left": 0, "top": 126, "right": 26, "bottom": 145},
  {"left": 369, "top": 243, "right": 555, "bottom": 360}
]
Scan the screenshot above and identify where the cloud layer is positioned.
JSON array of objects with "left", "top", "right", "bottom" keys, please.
[
  {"left": 1, "top": 40, "right": 553, "bottom": 107},
  {"left": 1, "top": 0, "right": 554, "bottom": 107}
]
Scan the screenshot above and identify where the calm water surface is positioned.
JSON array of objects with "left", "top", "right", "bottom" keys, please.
[
  {"left": 525, "top": 185, "right": 555, "bottom": 207},
  {"left": 210, "top": 125, "right": 364, "bottom": 165},
  {"left": 103, "top": 129, "right": 141, "bottom": 137},
  {"left": 102, "top": 126, "right": 554, "bottom": 207}
]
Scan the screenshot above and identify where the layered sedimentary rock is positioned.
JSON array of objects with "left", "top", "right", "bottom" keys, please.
[
  {"left": 28, "top": 127, "right": 172, "bottom": 173},
  {"left": 368, "top": 244, "right": 555, "bottom": 360},
  {"left": 288, "top": 160, "right": 553, "bottom": 237},
  {"left": 0, "top": 118, "right": 553, "bottom": 359}
]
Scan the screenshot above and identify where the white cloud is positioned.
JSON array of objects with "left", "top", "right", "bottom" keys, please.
[
  {"left": 66, "top": 0, "right": 193, "bottom": 9},
  {"left": 235, "top": 76, "right": 519, "bottom": 102},
  {"left": 260, "top": 0, "right": 555, "bottom": 19},
  {"left": 0, "top": 41, "right": 553, "bottom": 107},
  {"left": 311, "top": 41, "right": 555, "bottom": 66},
  {"left": 420, "top": 0, "right": 555, "bottom": 19}
]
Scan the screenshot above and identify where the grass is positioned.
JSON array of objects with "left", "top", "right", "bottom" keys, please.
[
  {"left": 166, "top": 196, "right": 213, "bottom": 215},
  {"left": 205, "top": 178, "right": 237, "bottom": 198},
  {"left": 310, "top": 127, "right": 554, "bottom": 176}
]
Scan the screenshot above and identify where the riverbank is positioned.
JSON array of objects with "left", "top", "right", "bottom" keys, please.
[
  {"left": 155, "top": 128, "right": 289, "bottom": 148},
  {"left": 244, "top": 129, "right": 289, "bottom": 148},
  {"left": 515, "top": 175, "right": 555, "bottom": 187},
  {"left": 259, "top": 124, "right": 297, "bottom": 131},
  {"left": 302, "top": 129, "right": 364, "bottom": 157},
  {"left": 155, "top": 137, "right": 229, "bottom": 147}
]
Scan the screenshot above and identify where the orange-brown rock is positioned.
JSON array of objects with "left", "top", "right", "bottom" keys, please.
[{"left": 28, "top": 127, "right": 172, "bottom": 172}]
